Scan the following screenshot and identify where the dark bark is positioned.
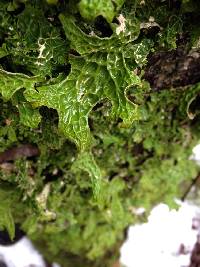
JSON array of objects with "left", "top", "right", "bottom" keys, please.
[{"left": 144, "top": 49, "right": 200, "bottom": 90}]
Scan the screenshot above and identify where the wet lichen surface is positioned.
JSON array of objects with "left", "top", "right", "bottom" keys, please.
[{"left": 1, "top": 0, "right": 200, "bottom": 266}]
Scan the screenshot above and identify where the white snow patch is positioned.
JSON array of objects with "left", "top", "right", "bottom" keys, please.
[
  {"left": 120, "top": 201, "right": 200, "bottom": 267},
  {"left": 0, "top": 237, "right": 61, "bottom": 267},
  {"left": 0, "top": 237, "right": 46, "bottom": 267},
  {"left": 189, "top": 144, "right": 200, "bottom": 165}
]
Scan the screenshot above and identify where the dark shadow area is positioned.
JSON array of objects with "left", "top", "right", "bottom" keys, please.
[
  {"left": 0, "top": 224, "right": 25, "bottom": 246},
  {"left": 143, "top": 49, "right": 200, "bottom": 90}
]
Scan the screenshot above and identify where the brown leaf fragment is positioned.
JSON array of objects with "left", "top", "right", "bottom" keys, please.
[{"left": 0, "top": 145, "right": 40, "bottom": 163}]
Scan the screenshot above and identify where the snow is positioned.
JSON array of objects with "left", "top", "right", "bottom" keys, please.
[
  {"left": 119, "top": 143, "right": 200, "bottom": 267},
  {"left": 189, "top": 144, "right": 200, "bottom": 165},
  {"left": 120, "top": 201, "right": 200, "bottom": 267},
  {"left": 0, "top": 237, "right": 61, "bottom": 267},
  {"left": 0, "top": 237, "right": 46, "bottom": 267}
]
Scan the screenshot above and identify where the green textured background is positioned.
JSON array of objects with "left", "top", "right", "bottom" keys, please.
[{"left": 0, "top": 0, "right": 200, "bottom": 266}]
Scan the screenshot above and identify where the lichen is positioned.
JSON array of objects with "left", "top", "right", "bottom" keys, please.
[{"left": 0, "top": 0, "right": 200, "bottom": 266}]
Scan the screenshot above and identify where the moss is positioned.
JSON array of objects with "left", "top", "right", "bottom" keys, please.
[{"left": 1, "top": 0, "right": 200, "bottom": 266}]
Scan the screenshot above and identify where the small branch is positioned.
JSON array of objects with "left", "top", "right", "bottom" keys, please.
[{"left": 181, "top": 173, "right": 200, "bottom": 201}]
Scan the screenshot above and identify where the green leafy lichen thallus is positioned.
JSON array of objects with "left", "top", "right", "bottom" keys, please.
[
  {"left": 1, "top": 0, "right": 200, "bottom": 266},
  {"left": 1, "top": 13, "right": 142, "bottom": 149},
  {"left": 78, "top": 0, "right": 125, "bottom": 22}
]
